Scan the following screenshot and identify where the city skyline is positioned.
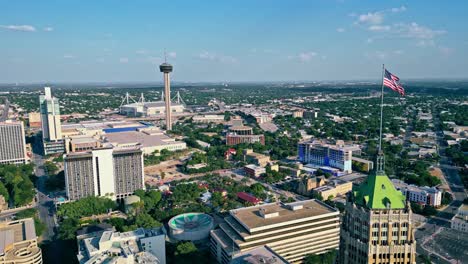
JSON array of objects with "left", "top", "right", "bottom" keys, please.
[{"left": 1, "top": 1, "right": 468, "bottom": 83}]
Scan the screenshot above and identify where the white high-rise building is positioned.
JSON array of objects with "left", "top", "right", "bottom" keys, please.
[
  {"left": 64, "top": 147, "right": 144, "bottom": 201},
  {"left": 39, "top": 87, "right": 64, "bottom": 155},
  {"left": 0, "top": 121, "right": 28, "bottom": 164}
]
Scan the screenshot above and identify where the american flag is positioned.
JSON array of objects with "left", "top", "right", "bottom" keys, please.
[{"left": 383, "top": 69, "right": 405, "bottom": 96}]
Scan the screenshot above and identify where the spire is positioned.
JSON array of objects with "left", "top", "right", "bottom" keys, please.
[{"left": 376, "top": 150, "right": 385, "bottom": 172}]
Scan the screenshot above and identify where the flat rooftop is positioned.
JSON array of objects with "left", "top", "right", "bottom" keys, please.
[
  {"left": 103, "top": 129, "right": 181, "bottom": 148},
  {"left": 0, "top": 218, "right": 36, "bottom": 254},
  {"left": 231, "top": 246, "right": 288, "bottom": 264},
  {"left": 230, "top": 199, "right": 337, "bottom": 231}
]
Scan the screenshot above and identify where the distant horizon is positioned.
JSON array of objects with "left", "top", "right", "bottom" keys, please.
[{"left": 2, "top": 77, "right": 468, "bottom": 87}]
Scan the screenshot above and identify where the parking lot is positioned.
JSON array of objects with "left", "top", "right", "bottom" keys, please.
[{"left": 425, "top": 227, "right": 468, "bottom": 263}]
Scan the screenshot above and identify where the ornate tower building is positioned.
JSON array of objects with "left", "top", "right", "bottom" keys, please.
[{"left": 339, "top": 152, "right": 417, "bottom": 264}]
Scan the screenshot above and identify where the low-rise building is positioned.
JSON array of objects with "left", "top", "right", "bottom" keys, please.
[
  {"left": 210, "top": 199, "right": 340, "bottom": 263},
  {"left": 451, "top": 204, "right": 468, "bottom": 233},
  {"left": 77, "top": 227, "right": 166, "bottom": 264},
  {"left": 102, "top": 127, "right": 186, "bottom": 155},
  {"left": 192, "top": 115, "right": 225, "bottom": 123},
  {"left": 279, "top": 166, "right": 301, "bottom": 177},
  {"left": 351, "top": 157, "right": 374, "bottom": 172},
  {"left": 243, "top": 149, "right": 270, "bottom": 167},
  {"left": 292, "top": 110, "right": 303, "bottom": 118},
  {"left": 313, "top": 179, "right": 353, "bottom": 199},
  {"left": 0, "top": 218, "right": 42, "bottom": 264},
  {"left": 244, "top": 164, "right": 266, "bottom": 178},
  {"left": 236, "top": 192, "right": 262, "bottom": 205},
  {"left": 226, "top": 134, "right": 265, "bottom": 146},
  {"left": 28, "top": 112, "right": 42, "bottom": 128},
  {"left": 391, "top": 179, "right": 442, "bottom": 207},
  {"left": 66, "top": 136, "right": 101, "bottom": 153}
]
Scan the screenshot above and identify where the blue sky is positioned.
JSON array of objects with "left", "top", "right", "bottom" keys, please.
[{"left": 1, "top": 0, "right": 467, "bottom": 83}]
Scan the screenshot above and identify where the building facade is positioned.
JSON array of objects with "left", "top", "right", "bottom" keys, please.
[
  {"left": 391, "top": 179, "right": 442, "bottom": 207},
  {"left": 39, "top": 87, "right": 64, "bottom": 155},
  {"left": 0, "top": 218, "right": 43, "bottom": 264},
  {"left": 210, "top": 199, "right": 340, "bottom": 264},
  {"left": 64, "top": 147, "right": 144, "bottom": 201},
  {"left": 450, "top": 204, "right": 468, "bottom": 233},
  {"left": 226, "top": 134, "right": 265, "bottom": 146},
  {"left": 298, "top": 141, "right": 356, "bottom": 173},
  {"left": 339, "top": 154, "right": 417, "bottom": 264},
  {"left": 0, "top": 121, "right": 28, "bottom": 165}
]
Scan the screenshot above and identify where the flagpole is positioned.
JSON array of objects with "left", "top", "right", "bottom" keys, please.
[{"left": 379, "top": 64, "right": 385, "bottom": 152}]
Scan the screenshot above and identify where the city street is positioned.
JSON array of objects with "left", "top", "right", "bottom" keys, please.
[
  {"left": 31, "top": 139, "right": 57, "bottom": 241},
  {"left": 414, "top": 113, "right": 467, "bottom": 264}
]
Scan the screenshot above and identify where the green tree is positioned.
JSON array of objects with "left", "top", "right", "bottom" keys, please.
[
  {"left": 175, "top": 241, "right": 197, "bottom": 256},
  {"left": 134, "top": 213, "right": 162, "bottom": 228},
  {"left": 0, "top": 181, "right": 9, "bottom": 203}
]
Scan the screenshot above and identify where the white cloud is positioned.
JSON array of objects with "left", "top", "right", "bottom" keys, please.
[
  {"left": 43, "top": 27, "right": 53, "bottom": 32},
  {"left": 119, "top": 57, "right": 129, "bottom": 63},
  {"left": 366, "top": 38, "right": 374, "bottom": 44},
  {"left": 365, "top": 50, "right": 404, "bottom": 60},
  {"left": 288, "top": 51, "right": 318, "bottom": 62},
  {"left": 391, "top": 6, "right": 407, "bottom": 13},
  {"left": 199, "top": 51, "right": 216, "bottom": 60},
  {"left": 63, "top": 54, "right": 76, "bottom": 59},
  {"left": 167, "top": 51, "right": 177, "bottom": 58},
  {"left": 368, "top": 25, "right": 391, "bottom": 32},
  {"left": 0, "top": 24, "right": 36, "bottom": 32},
  {"left": 415, "top": 40, "right": 435, "bottom": 47},
  {"left": 357, "top": 12, "right": 384, "bottom": 25},
  {"left": 336, "top": 27, "right": 345, "bottom": 33},
  {"left": 198, "top": 51, "right": 237, "bottom": 63},
  {"left": 394, "top": 22, "right": 445, "bottom": 39},
  {"left": 136, "top": 49, "right": 148, "bottom": 55}
]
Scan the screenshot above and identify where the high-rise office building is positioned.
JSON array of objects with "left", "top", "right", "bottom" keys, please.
[
  {"left": 160, "top": 62, "right": 173, "bottom": 130},
  {"left": 39, "top": 87, "right": 64, "bottom": 155},
  {"left": 0, "top": 121, "right": 28, "bottom": 164},
  {"left": 64, "top": 147, "right": 144, "bottom": 201},
  {"left": 339, "top": 153, "right": 417, "bottom": 264},
  {"left": 210, "top": 199, "right": 340, "bottom": 263},
  {"left": 0, "top": 218, "right": 43, "bottom": 264}
]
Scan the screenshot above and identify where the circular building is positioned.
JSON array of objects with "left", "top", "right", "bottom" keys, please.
[{"left": 168, "top": 213, "right": 214, "bottom": 241}]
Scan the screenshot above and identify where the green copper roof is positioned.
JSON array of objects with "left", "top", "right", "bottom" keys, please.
[{"left": 353, "top": 170, "right": 406, "bottom": 210}]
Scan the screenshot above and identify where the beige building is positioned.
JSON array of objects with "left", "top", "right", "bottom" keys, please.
[
  {"left": 243, "top": 149, "right": 270, "bottom": 167},
  {"left": 313, "top": 179, "right": 353, "bottom": 199},
  {"left": 297, "top": 177, "right": 326, "bottom": 196},
  {"left": 210, "top": 199, "right": 340, "bottom": 263},
  {"left": 192, "top": 115, "right": 225, "bottom": 123},
  {"left": 0, "top": 218, "right": 42, "bottom": 264},
  {"left": 102, "top": 128, "right": 186, "bottom": 155},
  {"left": 28, "top": 112, "right": 41, "bottom": 128},
  {"left": 339, "top": 154, "right": 417, "bottom": 264},
  {"left": 66, "top": 136, "right": 101, "bottom": 153},
  {"left": 293, "top": 110, "right": 304, "bottom": 118}
]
